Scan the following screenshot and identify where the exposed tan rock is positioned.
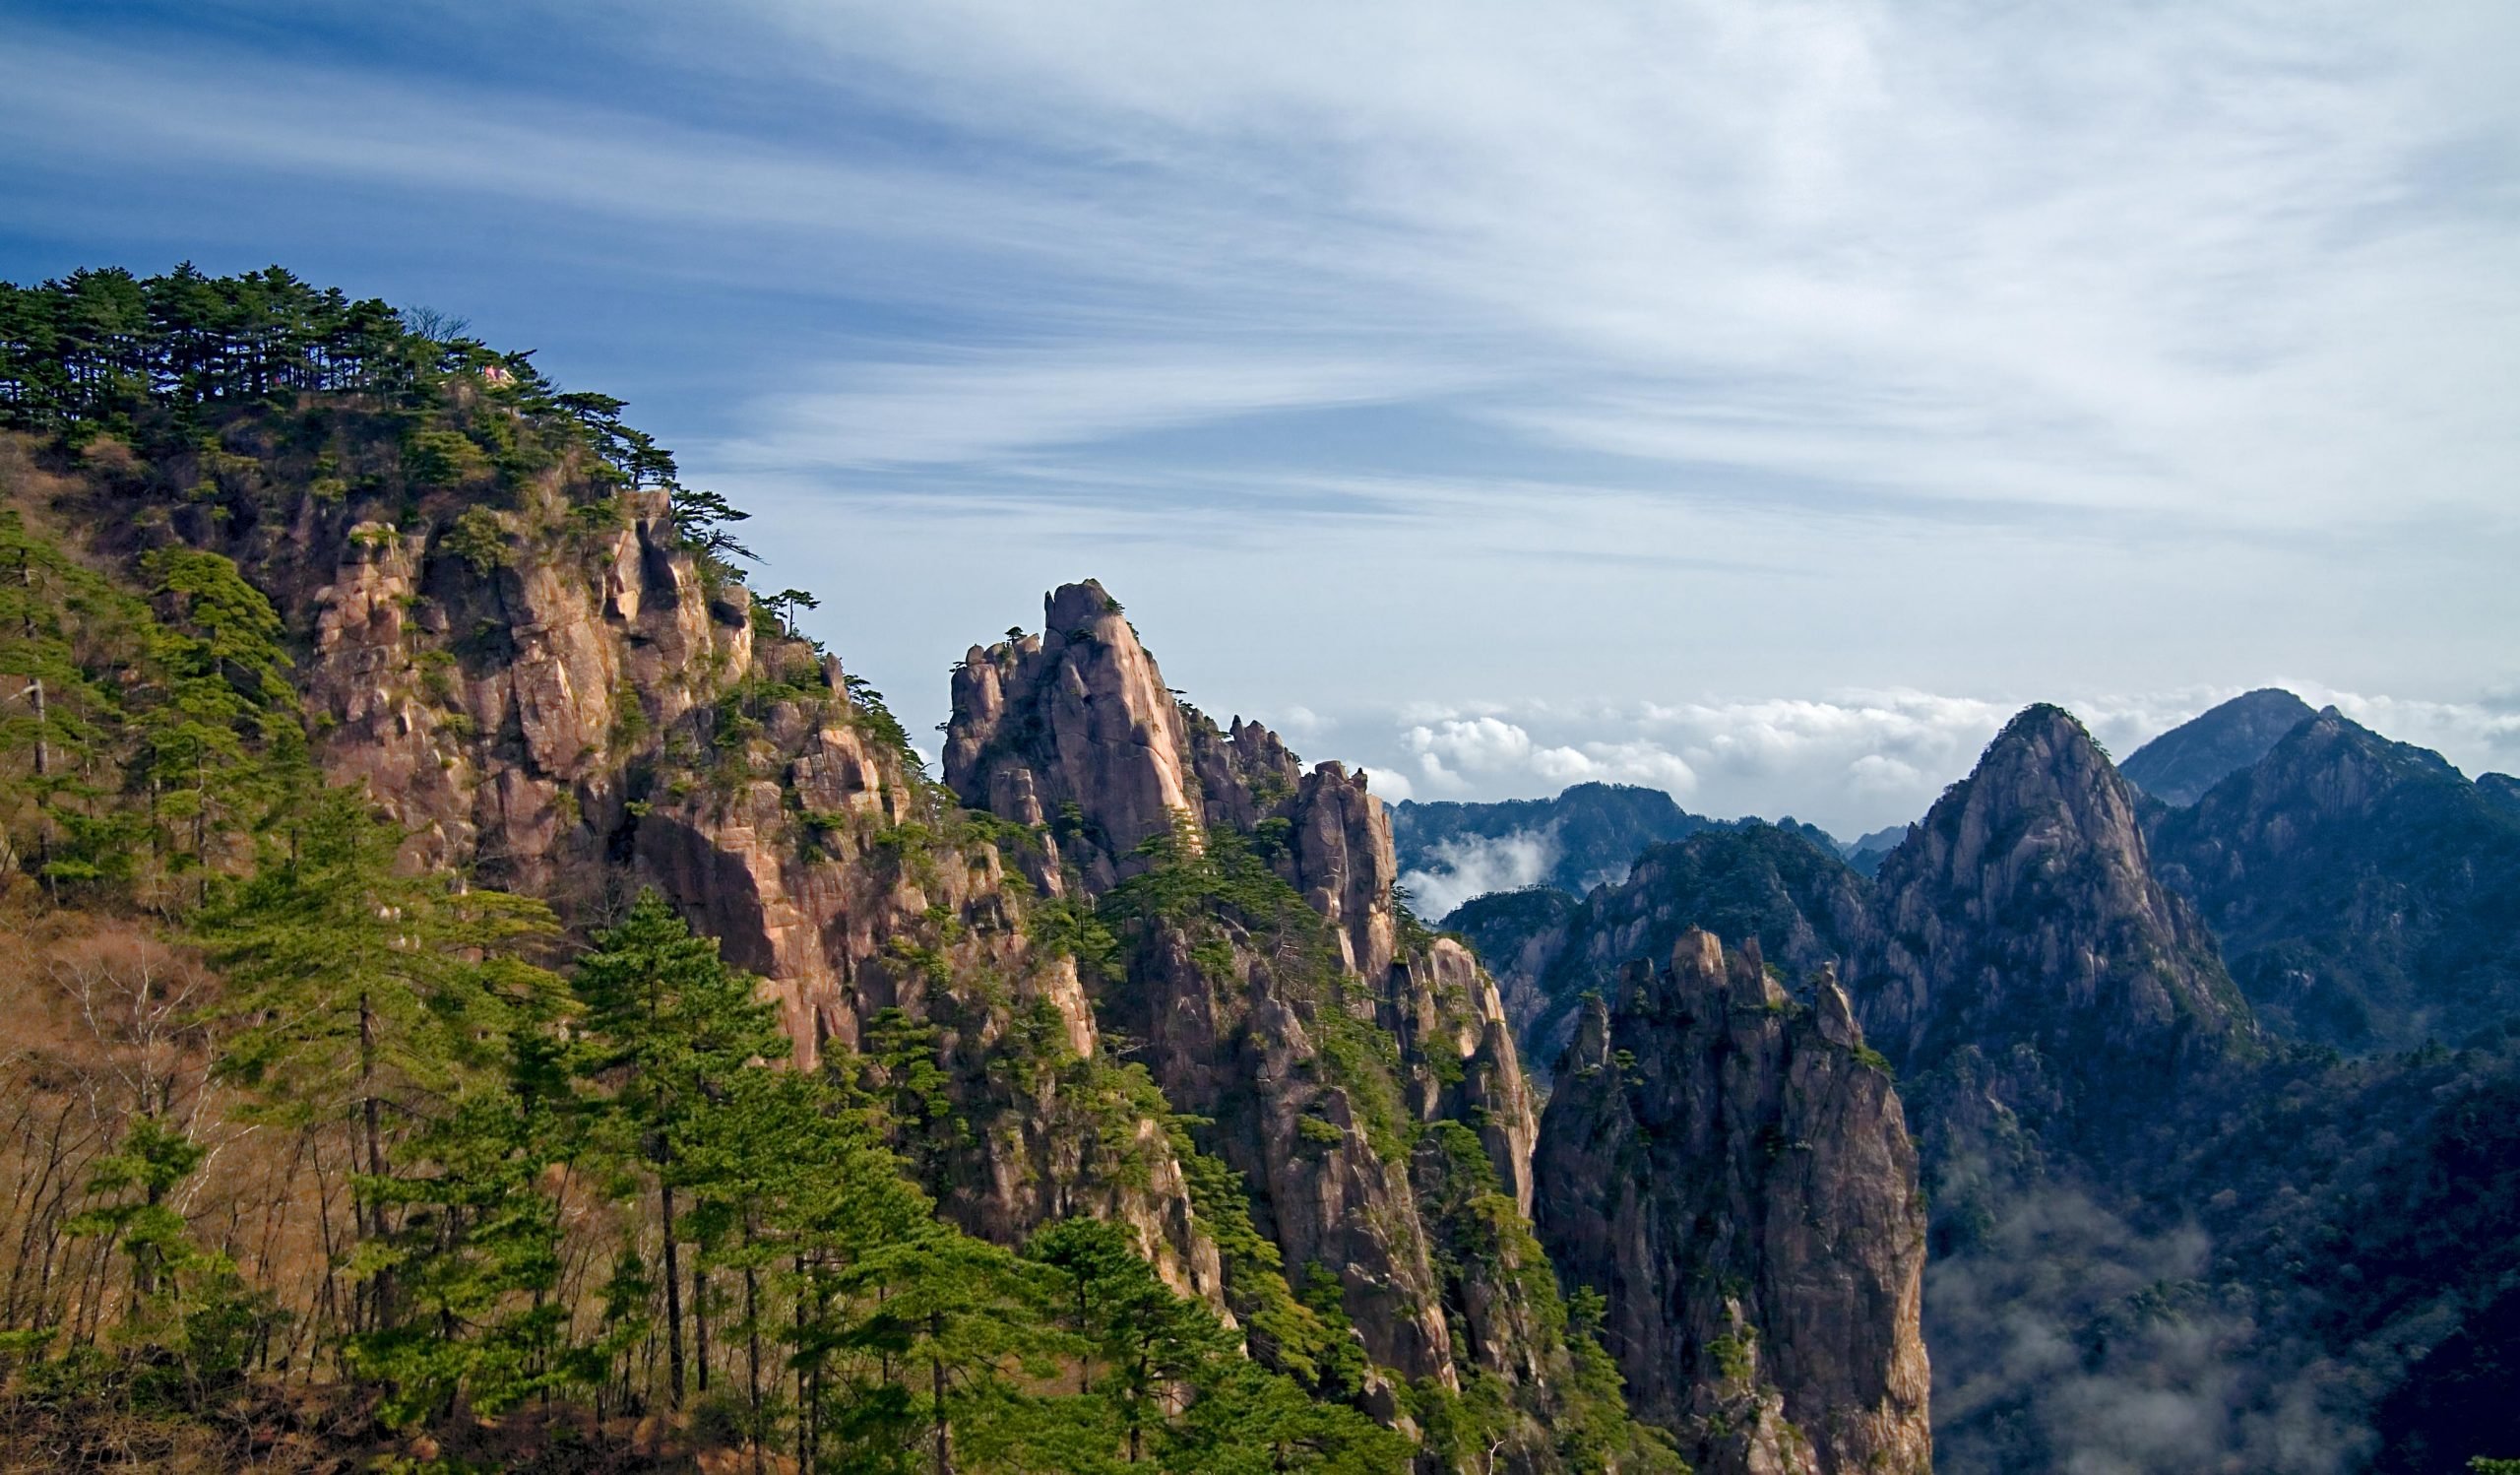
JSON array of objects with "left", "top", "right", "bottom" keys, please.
[
  {"left": 270, "top": 503, "right": 1228, "bottom": 1311},
  {"left": 945, "top": 581, "right": 1570, "bottom": 1410}
]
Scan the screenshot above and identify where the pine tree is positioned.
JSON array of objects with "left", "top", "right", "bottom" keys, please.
[
  {"left": 198, "top": 787, "right": 559, "bottom": 1335},
  {"left": 571, "top": 890, "right": 788, "bottom": 1408}
]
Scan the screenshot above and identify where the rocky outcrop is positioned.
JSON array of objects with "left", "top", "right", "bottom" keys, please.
[
  {"left": 302, "top": 489, "right": 737, "bottom": 888},
  {"left": 1456, "top": 824, "right": 1878, "bottom": 1082},
  {"left": 946, "top": 580, "right": 1204, "bottom": 894},
  {"left": 2147, "top": 706, "right": 2520, "bottom": 1053},
  {"left": 191, "top": 470, "right": 1231, "bottom": 1311},
  {"left": 1536, "top": 930, "right": 1930, "bottom": 1474}
]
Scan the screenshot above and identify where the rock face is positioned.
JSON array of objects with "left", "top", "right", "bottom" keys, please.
[
  {"left": 2147, "top": 706, "right": 2520, "bottom": 1053},
  {"left": 1850, "top": 705, "right": 2250, "bottom": 1186},
  {"left": 1536, "top": 930, "right": 1930, "bottom": 1475},
  {"left": 301, "top": 490, "right": 737, "bottom": 890},
  {"left": 945, "top": 583, "right": 1632, "bottom": 1459},
  {"left": 945, "top": 580, "right": 1207, "bottom": 893},
  {"left": 186, "top": 471, "right": 1229, "bottom": 1311},
  {"left": 2118, "top": 687, "right": 2315, "bottom": 806}
]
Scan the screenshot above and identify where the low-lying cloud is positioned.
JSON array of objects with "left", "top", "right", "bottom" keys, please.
[
  {"left": 1397, "top": 828, "right": 1561, "bottom": 921},
  {"left": 1928, "top": 1184, "right": 2372, "bottom": 1474},
  {"left": 1331, "top": 684, "right": 2520, "bottom": 838}
]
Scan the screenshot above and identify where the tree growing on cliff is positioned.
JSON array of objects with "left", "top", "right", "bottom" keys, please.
[{"left": 570, "top": 890, "right": 787, "bottom": 1409}]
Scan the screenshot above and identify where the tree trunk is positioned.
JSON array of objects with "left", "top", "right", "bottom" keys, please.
[
  {"left": 694, "top": 1268, "right": 711, "bottom": 1393},
  {"left": 358, "top": 990, "right": 386, "bottom": 1328},
  {"left": 661, "top": 1177, "right": 684, "bottom": 1406},
  {"left": 932, "top": 1333, "right": 953, "bottom": 1475},
  {"left": 745, "top": 1262, "right": 764, "bottom": 1475}
]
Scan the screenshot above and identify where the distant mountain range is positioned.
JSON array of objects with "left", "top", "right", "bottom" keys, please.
[
  {"left": 1454, "top": 696, "right": 2520, "bottom": 1473},
  {"left": 1390, "top": 781, "right": 1842, "bottom": 913}
]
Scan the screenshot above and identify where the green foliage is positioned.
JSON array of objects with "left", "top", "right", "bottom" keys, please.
[
  {"left": 402, "top": 426, "right": 491, "bottom": 487},
  {"left": 53, "top": 1113, "right": 284, "bottom": 1413},
  {"left": 437, "top": 505, "right": 510, "bottom": 576},
  {"left": 0, "top": 264, "right": 417, "bottom": 437}
]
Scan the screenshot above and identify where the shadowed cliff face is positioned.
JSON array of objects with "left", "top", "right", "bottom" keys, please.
[
  {"left": 1535, "top": 930, "right": 1930, "bottom": 1475},
  {"left": 1457, "top": 823, "right": 1879, "bottom": 1082}
]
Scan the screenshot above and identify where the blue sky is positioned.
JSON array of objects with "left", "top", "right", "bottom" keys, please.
[{"left": 6, "top": 1, "right": 2517, "bottom": 834}]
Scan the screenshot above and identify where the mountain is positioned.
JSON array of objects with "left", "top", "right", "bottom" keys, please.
[
  {"left": 2481, "top": 771, "right": 2520, "bottom": 815},
  {"left": 1851, "top": 703, "right": 2254, "bottom": 1192},
  {"left": 1840, "top": 824, "right": 1909, "bottom": 876},
  {"left": 944, "top": 579, "right": 1679, "bottom": 1467},
  {"left": 2148, "top": 706, "right": 2520, "bottom": 1053},
  {"left": 1843, "top": 705, "right": 2518, "bottom": 1475},
  {"left": 1392, "top": 782, "right": 1838, "bottom": 915},
  {"left": 1394, "top": 782, "right": 1715, "bottom": 906},
  {"left": 1451, "top": 700, "right": 2520, "bottom": 1472},
  {"left": 0, "top": 268, "right": 1692, "bottom": 1475},
  {"left": 2118, "top": 687, "right": 2316, "bottom": 805},
  {"left": 1536, "top": 933, "right": 1930, "bottom": 1475}
]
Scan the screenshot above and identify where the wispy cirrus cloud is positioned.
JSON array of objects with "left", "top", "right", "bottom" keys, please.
[{"left": 4, "top": 0, "right": 2515, "bottom": 834}]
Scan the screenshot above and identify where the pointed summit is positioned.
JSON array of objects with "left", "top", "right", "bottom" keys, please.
[
  {"left": 944, "top": 579, "right": 1206, "bottom": 892},
  {"left": 1853, "top": 704, "right": 2251, "bottom": 1150},
  {"left": 2120, "top": 687, "right": 2316, "bottom": 805}
]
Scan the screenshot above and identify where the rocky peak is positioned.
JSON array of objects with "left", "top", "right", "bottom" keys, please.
[
  {"left": 2148, "top": 707, "right": 2520, "bottom": 1053},
  {"left": 1536, "top": 928, "right": 1931, "bottom": 1475},
  {"left": 2171, "top": 705, "right": 2460, "bottom": 839},
  {"left": 1857, "top": 703, "right": 2248, "bottom": 1090},
  {"left": 945, "top": 578, "right": 1202, "bottom": 892}
]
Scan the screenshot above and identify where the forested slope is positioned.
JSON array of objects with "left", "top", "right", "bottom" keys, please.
[{"left": 0, "top": 265, "right": 1682, "bottom": 1473}]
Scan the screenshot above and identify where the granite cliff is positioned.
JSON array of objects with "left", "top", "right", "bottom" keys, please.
[
  {"left": 1535, "top": 930, "right": 1931, "bottom": 1475},
  {"left": 945, "top": 580, "right": 1671, "bottom": 1471},
  {"left": 13, "top": 388, "right": 1234, "bottom": 1312}
]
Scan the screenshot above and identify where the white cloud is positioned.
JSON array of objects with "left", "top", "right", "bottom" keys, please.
[
  {"left": 1406, "top": 717, "right": 1538, "bottom": 776},
  {"left": 721, "top": 348, "right": 1464, "bottom": 472},
  {"left": 719, "top": 0, "right": 2520, "bottom": 533},
  {"left": 1350, "top": 685, "right": 2520, "bottom": 837},
  {"left": 1399, "top": 829, "right": 1560, "bottom": 920}
]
